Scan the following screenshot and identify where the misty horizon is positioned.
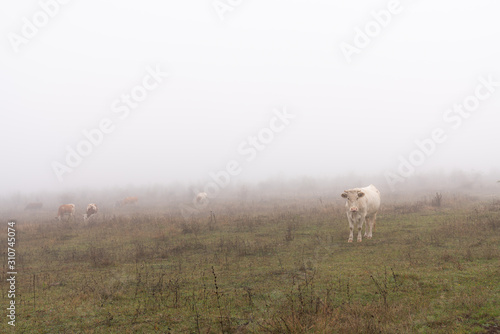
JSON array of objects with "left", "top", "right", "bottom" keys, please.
[{"left": 2, "top": 1, "right": 500, "bottom": 197}]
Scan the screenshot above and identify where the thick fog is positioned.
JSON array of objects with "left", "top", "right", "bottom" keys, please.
[{"left": 2, "top": 0, "right": 500, "bottom": 196}]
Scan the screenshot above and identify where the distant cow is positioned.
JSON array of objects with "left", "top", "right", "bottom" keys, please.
[
  {"left": 115, "top": 197, "right": 138, "bottom": 207},
  {"left": 84, "top": 203, "right": 98, "bottom": 221},
  {"left": 25, "top": 202, "right": 43, "bottom": 210},
  {"left": 195, "top": 192, "right": 208, "bottom": 204},
  {"left": 341, "top": 184, "right": 380, "bottom": 242},
  {"left": 56, "top": 204, "right": 75, "bottom": 221}
]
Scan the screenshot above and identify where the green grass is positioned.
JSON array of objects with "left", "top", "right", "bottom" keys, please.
[{"left": 1, "top": 197, "right": 499, "bottom": 333}]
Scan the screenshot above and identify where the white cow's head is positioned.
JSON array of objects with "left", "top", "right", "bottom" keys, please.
[{"left": 341, "top": 190, "right": 365, "bottom": 212}]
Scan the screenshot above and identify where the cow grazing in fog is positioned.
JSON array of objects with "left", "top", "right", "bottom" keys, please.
[
  {"left": 115, "top": 197, "right": 138, "bottom": 207},
  {"left": 84, "top": 203, "right": 98, "bottom": 221},
  {"left": 341, "top": 184, "right": 380, "bottom": 243},
  {"left": 25, "top": 202, "right": 43, "bottom": 210},
  {"left": 196, "top": 192, "right": 208, "bottom": 204},
  {"left": 56, "top": 204, "right": 75, "bottom": 221}
]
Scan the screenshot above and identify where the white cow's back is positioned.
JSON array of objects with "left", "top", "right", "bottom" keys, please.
[{"left": 359, "top": 184, "right": 380, "bottom": 215}]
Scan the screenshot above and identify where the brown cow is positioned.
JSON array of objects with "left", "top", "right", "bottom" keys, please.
[
  {"left": 56, "top": 204, "right": 75, "bottom": 221},
  {"left": 25, "top": 202, "right": 43, "bottom": 210},
  {"left": 84, "top": 203, "right": 98, "bottom": 221}
]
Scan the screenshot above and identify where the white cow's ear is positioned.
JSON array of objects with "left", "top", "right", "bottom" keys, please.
[
  {"left": 341, "top": 192, "right": 348, "bottom": 198},
  {"left": 357, "top": 192, "right": 365, "bottom": 198}
]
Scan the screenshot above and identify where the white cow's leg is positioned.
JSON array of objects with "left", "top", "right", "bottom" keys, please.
[
  {"left": 365, "top": 216, "right": 373, "bottom": 239},
  {"left": 364, "top": 217, "right": 369, "bottom": 238},
  {"left": 348, "top": 214, "right": 354, "bottom": 242},
  {"left": 357, "top": 217, "right": 364, "bottom": 242}
]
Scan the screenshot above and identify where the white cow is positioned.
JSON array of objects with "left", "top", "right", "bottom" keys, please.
[
  {"left": 196, "top": 192, "right": 208, "bottom": 204},
  {"left": 341, "top": 184, "right": 380, "bottom": 242},
  {"left": 84, "top": 203, "right": 98, "bottom": 221}
]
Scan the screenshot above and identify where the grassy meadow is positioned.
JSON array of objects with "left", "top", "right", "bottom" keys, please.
[{"left": 1, "top": 192, "right": 499, "bottom": 333}]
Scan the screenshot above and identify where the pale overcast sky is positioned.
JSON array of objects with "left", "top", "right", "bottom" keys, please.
[{"left": 1, "top": 0, "right": 499, "bottom": 194}]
